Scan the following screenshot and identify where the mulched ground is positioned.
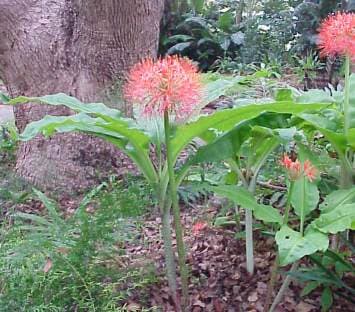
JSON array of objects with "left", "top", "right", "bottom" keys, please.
[{"left": 123, "top": 203, "right": 355, "bottom": 312}]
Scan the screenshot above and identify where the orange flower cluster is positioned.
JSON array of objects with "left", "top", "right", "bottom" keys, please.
[
  {"left": 281, "top": 154, "right": 318, "bottom": 182},
  {"left": 124, "top": 55, "right": 202, "bottom": 120},
  {"left": 318, "top": 12, "right": 355, "bottom": 58}
]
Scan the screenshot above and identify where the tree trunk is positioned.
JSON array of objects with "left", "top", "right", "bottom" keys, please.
[{"left": 0, "top": 0, "right": 164, "bottom": 194}]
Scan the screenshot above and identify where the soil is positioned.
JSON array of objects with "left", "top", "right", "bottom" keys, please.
[{"left": 122, "top": 203, "right": 355, "bottom": 312}]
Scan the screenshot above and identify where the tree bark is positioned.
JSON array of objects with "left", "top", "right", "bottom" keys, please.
[{"left": 0, "top": 0, "right": 164, "bottom": 194}]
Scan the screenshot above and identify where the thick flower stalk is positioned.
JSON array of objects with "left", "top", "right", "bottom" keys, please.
[
  {"left": 124, "top": 55, "right": 202, "bottom": 121},
  {"left": 125, "top": 56, "right": 202, "bottom": 308}
]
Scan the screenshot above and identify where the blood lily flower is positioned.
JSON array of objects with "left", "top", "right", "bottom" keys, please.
[
  {"left": 281, "top": 154, "right": 318, "bottom": 182},
  {"left": 124, "top": 55, "right": 202, "bottom": 121},
  {"left": 318, "top": 12, "right": 355, "bottom": 59}
]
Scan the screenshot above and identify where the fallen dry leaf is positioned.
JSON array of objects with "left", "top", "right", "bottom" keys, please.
[
  {"left": 126, "top": 302, "right": 141, "bottom": 311},
  {"left": 43, "top": 257, "right": 53, "bottom": 273},
  {"left": 248, "top": 291, "right": 258, "bottom": 302},
  {"left": 295, "top": 301, "right": 316, "bottom": 312}
]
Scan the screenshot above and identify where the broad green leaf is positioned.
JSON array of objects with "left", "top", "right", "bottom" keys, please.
[
  {"left": 321, "top": 287, "right": 333, "bottom": 312},
  {"left": 9, "top": 93, "right": 122, "bottom": 119},
  {"left": 296, "top": 89, "right": 337, "bottom": 104},
  {"left": 275, "top": 226, "right": 329, "bottom": 266},
  {"left": 201, "top": 184, "right": 283, "bottom": 224},
  {"left": 9, "top": 93, "right": 159, "bottom": 183},
  {"left": 253, "top": 202, "right": 283, "bottom": 225},
  {"left": 20, "top": 114, "right": 157, "bottom": 185},
  {"left": 312, "top": 203, "right": 355, "bottom": 234},
  {"left": 319, "top": 188, "right": 355, "bottom": 214},
  {"left": 172, "top": 102, "right": 328, "bottom": 162},
  {"left": 190, "top": 121, "right": 252, "bottom": 164},
  {"left": 190, "top": 113, "right": 293, "bottom": 165},
  {"left": 298, "top": 112, "right": 340, "bottom": 132},
  {"left": 291, "top": 177, "right": 319, "bottom": 218},
  {"left": 298, "top": 113, "right": 347, "bottom": 156},
  {"left": 14, "top": 95, "right": 150, "bottom": 149},
  {"left": 247, "top": 126, "right": 280, "bottom": 174}
]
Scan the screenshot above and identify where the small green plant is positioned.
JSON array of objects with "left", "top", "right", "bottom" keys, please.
[
  {"left": 293, "top": 51, "right": 325, "bottom": 89},
  {"left": 0, "top": 183, "right": 156, "bottom": 311},
  {"left": 293, "top": 249, "right": 355, "bottom": 311}
]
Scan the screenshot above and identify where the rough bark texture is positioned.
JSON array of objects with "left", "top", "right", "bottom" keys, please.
[{"left": 0, "top": 0, "right": 164, "bottom": 194}]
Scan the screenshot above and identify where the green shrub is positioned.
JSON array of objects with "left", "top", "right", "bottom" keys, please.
[{"left": 0, "top": 181, "right": 156, "bottom": 311}]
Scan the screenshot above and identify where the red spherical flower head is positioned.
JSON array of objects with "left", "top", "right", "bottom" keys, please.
[
  {"left": 318, "top": 12, "right": 355, "bottom": 59},
  {"left": 124, "top": 55, "right": 202, "bottom": 121}
]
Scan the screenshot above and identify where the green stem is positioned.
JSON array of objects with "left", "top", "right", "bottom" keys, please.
[
  {"left": 337, "top": 55, "right": 353, "bottom": 248},
  {"left": 300, "top": 177, "right": 306, "bottom": 236},
  {"left": 263, "top": 254, "right": 279, "bottom": 312},
  {"left": 164, "top": 111, "right": 189, "bottom": 307},
  {"left": 245, "top": 178, "right": 257, "bottom": 275},
  {"left": 245, "top": 208, "right": 254, "bottom": 275},
  {"left": 264, "top": 180, "right": 296, "bottom": 311},
  {"left": 283, "top": 181, "right": 294, "bottom": 225},
  {"left": 229, "top": 159, "right": 248, "bottom": 188},
  {"left": 340, "top": 56, "right": 353, "bottom": 188},
  {"left": 344, "top": 55, "right": 350, "bottom": 136},
  {"left": 229, "top": 159, "right": 254, "bottom": 274},
  {"left": 269, "top": 261, "right": 299, "bottom": 312},
  {"left": 340, "top": 161, "right": 353, "bottom": 189},
  {"left": 160, "top": 197, "right": 179, "bottom": 306}
]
